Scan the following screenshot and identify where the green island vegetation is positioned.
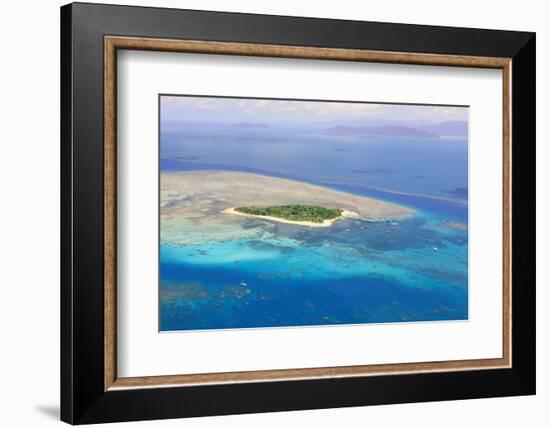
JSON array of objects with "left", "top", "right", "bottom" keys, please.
[{"left": 234, "top": 205, "right": 343, "bottom": 223}]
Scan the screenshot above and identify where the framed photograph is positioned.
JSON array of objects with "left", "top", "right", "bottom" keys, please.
[{"left": 60, "top": 2, "right": 535, "bottom": 424}]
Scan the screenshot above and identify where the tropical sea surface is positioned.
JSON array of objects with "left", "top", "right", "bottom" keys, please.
[{"left": 160, "top": 125, "right": 468, "bottom": 331}]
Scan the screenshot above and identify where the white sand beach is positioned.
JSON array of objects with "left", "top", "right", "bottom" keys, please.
[{"left": 222, "top": 207, "right": 360, "bottom": 228}]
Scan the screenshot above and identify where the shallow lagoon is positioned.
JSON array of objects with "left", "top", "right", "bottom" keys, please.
[
  {"left": 159, "top": 127, "right": 468, "bottom": 331},
  {"left": 159, "top": 187, "right": 468, "bottom": 331}
]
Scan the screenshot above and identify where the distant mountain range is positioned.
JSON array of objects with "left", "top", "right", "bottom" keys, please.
[
  {"left": 416, "top": 120, "right": 468, "bottom": 137},
  {"left": 164, "top": 119, "right": 467, "bottom": 138},
  {"left": 325, "top": 121, "right": 468, "bottom": 138},
  {"left": 326, "top": 125, "right": 439, "bottom": 138}
]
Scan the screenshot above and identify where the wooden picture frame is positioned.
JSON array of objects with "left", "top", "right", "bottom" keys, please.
[{"left": 61, "top": 2, "right": 535, "bottom": 424}]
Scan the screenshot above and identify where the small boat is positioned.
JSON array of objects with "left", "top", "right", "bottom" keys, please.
[
  {"left": 433, "top": 247, "right": 438, "bottom": 252},
  {"left": 240, "top": 281, "right": 247, "bottom": 287}
]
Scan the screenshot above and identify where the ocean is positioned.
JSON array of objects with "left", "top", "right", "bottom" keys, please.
[{"left": 159, "top": 125, "right": 468, "bottom": 331}]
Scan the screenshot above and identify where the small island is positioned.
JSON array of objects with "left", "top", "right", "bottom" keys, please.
[
  {"left": 224, "top": 204, "right": 358, "bottom": 227},
  {"left": 237, "top": 205, "right": 342, "bottom": 222}
]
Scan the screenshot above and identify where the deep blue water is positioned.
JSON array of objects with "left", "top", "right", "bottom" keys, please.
[{"left": 160, "top": 126, "right": 468, "bottom": 331}]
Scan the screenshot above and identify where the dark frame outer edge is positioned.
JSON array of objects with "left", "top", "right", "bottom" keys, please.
[
  {"left": 510, "top": 34, "right": 536, "bottom": 390},
  {"left": 60, "top": 4, "right": 74, "bottom": 425}
]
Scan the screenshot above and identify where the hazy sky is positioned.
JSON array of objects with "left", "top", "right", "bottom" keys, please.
[{"left": 160, "top": 95, "right": 468, "bottom": 125}]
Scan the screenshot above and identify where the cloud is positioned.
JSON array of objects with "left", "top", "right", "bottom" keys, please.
[{"left": 160, "top": 96, "right": 467, "bottom": 123}]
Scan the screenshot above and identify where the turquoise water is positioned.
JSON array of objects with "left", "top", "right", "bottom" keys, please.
[{"left": 160, "top": 127, "right": 468, "bottom": 331}]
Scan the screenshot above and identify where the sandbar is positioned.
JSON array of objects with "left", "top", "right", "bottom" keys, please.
[{"left": 160, "top": 171, "right": 413, "bottom": 244}]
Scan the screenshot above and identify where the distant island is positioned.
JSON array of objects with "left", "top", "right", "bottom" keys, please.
[
  {"left": 419, "top": 120, "right": 468, "bottom": 137},
  {"left": 326, "top": 125, "right": 439, "bottom": 138},
  {"left": 324, "top": 120, "right": 468, "bottom": 138},
  {"left": 224, "top": 205, "right": 359, "bottom": 227}
]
